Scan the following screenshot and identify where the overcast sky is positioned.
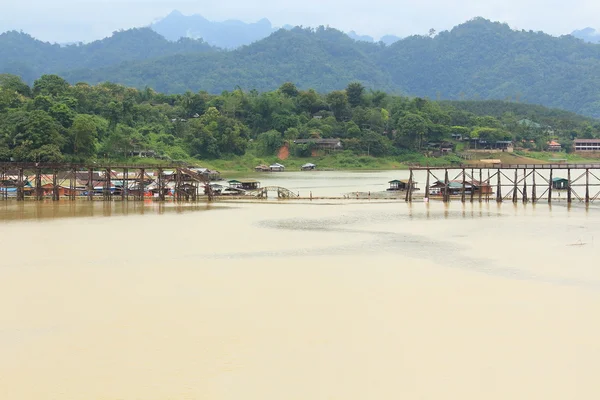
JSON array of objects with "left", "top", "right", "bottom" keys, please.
[{"left": 1, "top": 0, "right": 599, "bottom": 43}]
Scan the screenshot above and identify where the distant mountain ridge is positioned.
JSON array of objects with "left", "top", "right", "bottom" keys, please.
[
  {"left": 571, "top": 27, "right": 600, "bottom": 43},
  {"left": 4, "top": 18, "right": 600, "bottom": 118},
  {"left": 149, "top": 10, "right": 401, "bottom": 48},
  {"left": 0, "top": 28, "right": 216, "bottom": 83},
  {"left": 150, "top": 10, "right": 277, "bottom": 49}
]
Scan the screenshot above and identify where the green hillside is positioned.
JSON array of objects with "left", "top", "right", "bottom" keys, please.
[{"left": 4, "top": 18, "right": 600, "bottom": 117}]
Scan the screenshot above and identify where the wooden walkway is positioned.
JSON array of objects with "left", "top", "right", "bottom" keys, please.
[{"left": 405, "top": 164, "right": 600, "bottom": 203}]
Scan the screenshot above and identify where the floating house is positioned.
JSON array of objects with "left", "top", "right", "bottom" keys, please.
[
  {"left": 269, "top": 163, "right": 285, "bottom": 172},
  {"left": 301, "top": 163, "right": 316, "bottom": 171},
  {"left": 552, "top": 177, "right": 569, "bottom": 190},
  {"left": 255, "top": 164, "right": 270, "bottom": 172},
  {"left": 228, "top": 179, "right": 261, "bottom": 190},
  {"left": 387, "top": 179, "right": 419, "bottom": 191},
  {"left": 429, "top": 180, "right": 493, "bottom": 195}
]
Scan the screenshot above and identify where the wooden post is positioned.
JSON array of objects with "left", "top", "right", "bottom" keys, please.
[
  {"left": 461, "top": 168, "right": 466, "bottom": 203},
  {"left": 478, "top": 169, "right": 483, "bottom": 202},
  {"left": 53, "top": 169, "right": 59, "bottom": 201},
  {"left": 443, "top": 169, "right": 450, "bottom": 203},
  {"left": 87, "top": 168, "right": 94, "bottom": 201},
  {"left": 70, "top": 168, "right": 76, "bottom": 200},
  {"left": 470, "top": 168, "right": 474, "bottom": 202},
  {"left": 496, "top": 169, "right": 502, "bottom": 202},
  {"left": 424, "top": 170, "right": 430, "bottom": 200},
  {"left": 175, "top": 168, "right": 182, "bottom": 201},
  {"left": 35, "top": 168, "right": 43, "bottom": 200},
  {"left": 522, "top": 169, "right": 527, "bottom": 203},
  {"left": 487, "top": 169, "right": 490, "bottom": 202},
  {"left": 548, "top": 168, "right": 553, "bottom": 204},
  {"left": 532, "top": 169, "right": 537, "bottom": 203},
  {"left": 17, "top": 168, "right": 24, "bottom": 201},
  {"left": 139, "top": 168, "right": 145, "bottom": 201},
  {"left": 512, "top": 169, "right": 518, "bottom": 203},
  {"left": 405, "top": 170, "right": 413, "bottom": 202},
  {"left": 158, "top": 168, "right": 165, "bottom": 201},
  {"left": 567, "top": 169, "right": 572, "bottom": 204},
  {"left": 585, "top": 169, "right": 590, "bottom": 203},
  {"left": 104, "top": 168, "right": 111, "bottom": 201},
  {"left": 122, "top": 168, "right": 128, "bottom": 201}
]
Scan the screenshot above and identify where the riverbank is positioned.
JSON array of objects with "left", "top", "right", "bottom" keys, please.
[{"left": 90, "top": 150, "right": 600, "bottom": 174}]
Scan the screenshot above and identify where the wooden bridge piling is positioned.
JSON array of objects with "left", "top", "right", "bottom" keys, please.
[
  {"left": 585, "top": 169, "right": 590, "bottom": 203},
  {"left": 443, "top": 169, "right": 450, "bottom": 203},
  {"left": 522, "top": 168, "right": 528, "bottom": 203},
  {"left": 532, "top": 169, "right": 537, "bottom": 203},
  {"left": 548, "top": 168, "right": 553, "bottom": 204},
  {"left": 567, "top": 169, "right": 572, "bottom": 203},
  {"left": 496, "top": 170, "right": 502, "bottom": 203},
  {"left": 512, "top": 169, "right": 518, "bottom": 203},
  {"left": 461, "top": 168, "right": 466, "bottom": 203}
]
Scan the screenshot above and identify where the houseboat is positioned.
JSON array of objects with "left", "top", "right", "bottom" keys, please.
[
  {"left": 269, "top": 163, "right": 285, "bottom": 172},
  {"left": 552, "top": 177, "right": 569, "bottom": 190},
  {"left": 228, "top": 179, "right": 261, "bottom": 190},
  {"left": 387, "top": 179, "right": 420, "bottom": 191}
]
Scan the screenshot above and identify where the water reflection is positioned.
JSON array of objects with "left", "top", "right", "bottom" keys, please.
[{"left": 0, "top": 200, "right": 222, "bottom": 222}]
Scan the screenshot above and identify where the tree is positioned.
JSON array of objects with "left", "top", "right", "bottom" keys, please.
[
  {"left": 256, "top": 130, "right": 284, "bottom": 155},
  {"left": 346, "top": 82, "right": 365, "bottom": 108},
  {"left": 396, "top": 112, "right": 428, "bottom": 149},
  {"left": 0, "top": 74, "right": 31, "bottom": 97},
  {"left": 69, "top": 114, "right": 98, "bottom": 156},
  {"left": 326, "top": 90, "right": 350, "bottom": 120},
  {"left": 279, "top": 82, "right": 299, "bottom": 97},
  {"left": 33, "top": 75, "right": 70, "bottom": 97}
]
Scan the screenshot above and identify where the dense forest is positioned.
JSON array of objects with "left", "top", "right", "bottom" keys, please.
[
  {"left": 1, "top": 74, "right": 599, "bottom": 164},
  {"left": 3, "top": 18, "right": 600, "bottom": 117},
  {"left": 0, "top": 28, "right": 216, "bottom": 84}
]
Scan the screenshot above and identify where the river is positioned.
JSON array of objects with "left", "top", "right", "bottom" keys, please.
[{"left": 1, "top": 170, "right": 600, "bottom": 399}]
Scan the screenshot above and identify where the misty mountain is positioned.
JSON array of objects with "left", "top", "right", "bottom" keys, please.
[
  {"left": 571, "top": 27, "right": 600, "bottom": 43},
  {"left": 347, "top": 31, "right": 375, "bottom": 43},
  {"left": 5, "top": 18, "right": 600, "bottom": 118},
  {"left": 379, "top": 35, "right": 402, "bottom": 45},
  {"left": 150, "top": 10, "right": 277, "bottom": 49},
  {"left": 0, "top": 28, "right": 216, "bottom": 82}
]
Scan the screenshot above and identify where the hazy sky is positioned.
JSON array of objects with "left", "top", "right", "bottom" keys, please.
[{"left": 1, "top": 0, "right": 599, "bottom": 43}]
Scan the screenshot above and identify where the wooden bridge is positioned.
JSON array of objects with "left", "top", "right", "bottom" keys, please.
[
  {"left": 405, "top": 163, "right": 600, "bottom": 203},
  {"left": 246, "top": 186, "right": 299, "bottom": 199},
  {"left": 0, "top": 162, "right": 212, "bottom": 202}
]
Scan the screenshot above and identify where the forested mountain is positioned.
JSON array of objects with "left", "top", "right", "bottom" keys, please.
[
  {"left": 150, "top": 10, "right": 277, "bottom": 49},
  {"left": 5, "top": 18, "right": 600, "bottom": 118},
  {"left": 1, "top": 74, "right": 599, "bottom": 164},
  {"left": 571, "top": 28, "right": 600, "bottom": 44},
  {"left": 62, "top": 27, "right": 394, "bottom": 95},
  {"left": 0, "top": 28, "right": 216, "bottom": 83}
]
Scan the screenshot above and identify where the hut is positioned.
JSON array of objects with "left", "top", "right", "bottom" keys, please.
[
  {"left": 255, "top": 164, "right": 270, "bottom": 172},
  {"left": 269, "top": 163, "right": 285, "bottom": 172},
  {"left": 552, "top": 177, "right": 569, "bottom": 190},
  {"left": 387, "top": 179, "right": 419, "bottom": 191},
  {"left": 229, "top": 179, "right": 261, "bottom": 190},
  {"left": 301, "top": 163, "right": 316, "bottom": 171},
  {"left": 547, "top": 140, "right": 562, "bottom": 152},
  {"left": 429, "top": 180, "right": 492, "bottom": 195}
]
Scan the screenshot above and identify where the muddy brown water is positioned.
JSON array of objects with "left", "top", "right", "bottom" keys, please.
[{"left": 1, "top": 171, "right": 600, "bottom": 399}]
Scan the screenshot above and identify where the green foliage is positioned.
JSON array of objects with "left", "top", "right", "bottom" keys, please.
[
  {"left": 5, "top": 20, "right": 600, "bottom": 117},
  {"left": 0, "top": 75, "right": 598, "bottom": 165}
]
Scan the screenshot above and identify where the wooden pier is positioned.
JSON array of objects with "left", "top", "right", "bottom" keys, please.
[
  {"left": 0, "top": 163, "right": 214, "bottom": 202},
  {"left": 406, "top": 163, "right": 600, "bottom": 203}
]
